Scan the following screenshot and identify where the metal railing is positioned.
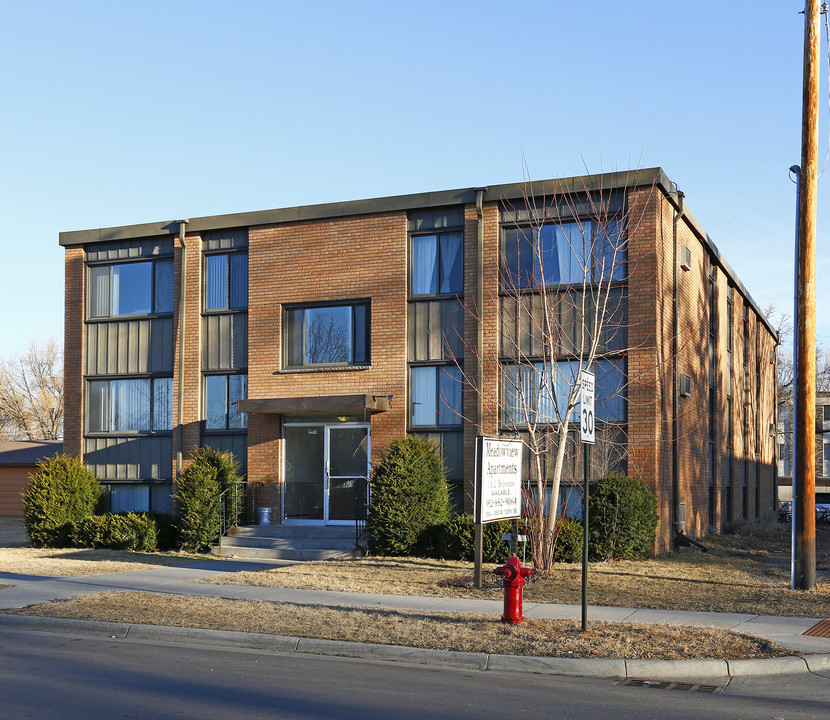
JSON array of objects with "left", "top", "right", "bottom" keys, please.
[{"left": 218, "top": 481, "right": 246, "bottom": 547}]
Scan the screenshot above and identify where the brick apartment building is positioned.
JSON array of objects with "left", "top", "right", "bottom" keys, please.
[{"left": 60, "top": 168, "right": 778, "bottom": 552}]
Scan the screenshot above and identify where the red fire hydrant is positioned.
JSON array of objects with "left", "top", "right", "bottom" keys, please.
[{"left": 493, "top": 554, "right": 534, "bottom": 624}]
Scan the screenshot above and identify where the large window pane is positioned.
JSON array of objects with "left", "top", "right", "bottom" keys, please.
[
  {"left": 153, "top": 377, "right": 173, "bottom": 431},
  {"left": 438, "top": 366, "right": 463, "bottom": 425},
  {"left": 228, "top": 374, "right": 247, "bottom": 429},
  {"left": 87, "top": 378, "right": 172, "bottom": 432},
  {"left": 285, "top": 303, "right": 369, "bottom": 367},
  {"left": 205, "top": 375, "right": 227, "bottom": 429},
  {"left": 111, "top": 379, "right": 151, "bottom": 431},
  {"left": 438, "top": 234, "right": 463, "bottom": 293},
  {"left": 112, "top": 263, "right": 152, "bottom": 316},
  {"left": 90, "top": 266, "right": 110, "bottom": 318},
  {"left": 412, "top": 235, "right": 438, "bottom": 294},
  {"left": 154, "top": 260, "right": 174, "bottom": 314},
  {"left": 593, "top": 219, "right": 626, "bottom": 282},
  {"left": 206, "top": 255, "right": 228, "bottom": 310},
  {"left": 229, "top": 253, "right": 248, "bottom": 308},
  {"left": 111, "top": 485, "right": 150, "bottom": 513},
  {"left": 305, "top": 306, "right": 352, "bottom": 364},
  {"left": 411, "top": 366, "right": 437, "bottom": 426},
  {"left": 503, "top": 228, "right": 534, "bottom": 289},
  {"left": 595, "top": 359, "right": 626, "bottom": 422}
]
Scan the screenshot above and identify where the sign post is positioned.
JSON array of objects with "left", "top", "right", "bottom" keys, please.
[
  {"left": 579, "top": 369, "right": 595, "bottom": 631},
  {"left": 474, "top": 437, "right": 523, "bottom": 588}
]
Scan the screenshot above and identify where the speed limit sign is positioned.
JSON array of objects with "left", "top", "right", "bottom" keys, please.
[{"left": 580, "top": 370, "right": 595, "bottom": 444}]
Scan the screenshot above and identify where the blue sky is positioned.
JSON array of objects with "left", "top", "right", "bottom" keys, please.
[{"left": 1, "top": 0, "right": 827, "bottom": 354}]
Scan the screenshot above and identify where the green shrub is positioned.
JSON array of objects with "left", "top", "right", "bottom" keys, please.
[
  {"left": 71, "top": 512, "right": 157, "bottom": 552},
  {"left": 195, "top": 446, "right": 245, "bottom": 526},
  {"left": 23, "top": 454, "right": 101, "bottom": 548},
  {"left": 173, "top": 458, "right": 220, "bottom": 552},
  {"left": 173, "top": 447, "right": 244, "bottom": 553},
  {"left": 589, "top": 473, "right": 658, "bottom": 560},
  {"left": 552, "top": 516, "right": 583, "bottom": 563},
  {"left": 148, "top": 512, "right": 177, "bottom": 551},
  {"left": 433, "top": 514, "right": 512, "bottom": 563},
  {"left": 367, "top": 436, "right": 450, "bottom": 556}
]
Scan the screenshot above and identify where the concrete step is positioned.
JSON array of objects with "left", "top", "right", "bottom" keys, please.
[
  {"left": 219, "top": 535, "right": 358, "bottom": 551},
  {"left": 213, "top": 522, "right": 367, "bottom": 561},
  {"left": 228, "top": 525, "right": 359, "bottom": 540}
]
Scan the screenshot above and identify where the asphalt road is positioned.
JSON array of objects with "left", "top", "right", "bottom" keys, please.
[{"left": 2, "top": 628, "right": 830, "bottom": 720}]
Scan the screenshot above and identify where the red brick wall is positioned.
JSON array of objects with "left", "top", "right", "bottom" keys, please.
[
  {"left": 246, "top": 212, "right": 410, "bottom": 506},
  {"left": 625, "top": 187, "right": 778, "bottom": 552},
  {"left": 63, "top": 247, "right": 84, "bottom": 459},
  {"left": 172, "top": 233, "right": 203, "bottom": 481}
]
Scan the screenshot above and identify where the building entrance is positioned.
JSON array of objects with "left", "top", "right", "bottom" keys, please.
[{"left": 283, "top": 423, "right": 370, "bottom": 523}]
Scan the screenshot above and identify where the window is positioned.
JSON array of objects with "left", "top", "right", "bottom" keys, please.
[
  {"left": 503, "top": 359, "right": 625, "bottom": 425},
  {"left": 411, "top": 233, "right": 463, "bottom": 296},
  {"left": 87, "top": 378, "right": 172, "bottom": 432},
  {"left": 205, "top": 374, "right": 247, "bottom": 429},
  {"left": 285, "top": 302, "right": 370, "bottom": 367},
  {"left": 90, "top": 260, "right": 173, "bottom": 318},
  {"left": 410, "top": 365, "right": 462, "bottom": 426},
  {"left": 503, "top": 219, "right": 624, "bottom": 289},
  {"left": 205, "top": 253, "right": 248, "bottom": 310}
]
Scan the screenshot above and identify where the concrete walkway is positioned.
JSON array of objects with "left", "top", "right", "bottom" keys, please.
[{"left": 1, "top": 556, "right": 829, "bottom": 682}]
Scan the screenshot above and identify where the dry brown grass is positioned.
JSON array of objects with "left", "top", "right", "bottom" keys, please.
[
  {"left": 0, "top": 547, "right": 213, "bottom": 577},
  {"left": 203, "top": 526, "right": 830, "bottom": 618},
  {"left": 6, "top": 590, "right": 795, "bottom": 660}
]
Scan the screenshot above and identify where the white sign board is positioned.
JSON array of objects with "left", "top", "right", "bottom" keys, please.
[
  {"left": 580, "top": 370, "right": 595, "bottom": 444},
  {"left": 475, "top": 437, "right": 523, "bottom": 523}
]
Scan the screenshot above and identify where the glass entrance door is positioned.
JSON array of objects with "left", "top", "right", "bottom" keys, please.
[{"left": 283, "top": 423, "right": 370, "bottom": 523}]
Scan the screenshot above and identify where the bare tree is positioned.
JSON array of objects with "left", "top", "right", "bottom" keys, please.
[
  {"left": 0, "top": 339, "right": 63, "bottom": 440},
  {"left": 304, "top": 307, "right": 352, "bottom": 364},
  {"left": 455, "top": 172, "right": 658, "bottom": 571}
]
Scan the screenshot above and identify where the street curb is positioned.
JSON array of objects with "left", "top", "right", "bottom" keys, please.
[{"left": 2, "top": 613, "right": 828, "bottom": 681}]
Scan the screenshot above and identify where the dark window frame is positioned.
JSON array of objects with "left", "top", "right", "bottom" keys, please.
[
  {"left": 202, "top": 371, "right": 248, "bottom": 431},
  {"left": 87, "top": 257, "right": 174, "bottom": 320},
  {"left": 283, "top": 300, "right": 371, "bottom": 369},
  {"left": 85, "top": 375, "right": 174, "bottom": 435},
  {"left": 203, "top": 250, "right": 249, "bottom": 312}
]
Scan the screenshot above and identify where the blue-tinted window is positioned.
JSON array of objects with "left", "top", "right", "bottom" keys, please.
[
  {"left": 205, "top": 374, "right": 247, "bottom": 430},
  {"left": 87, "top": 377, "right": 172, "bottom": 432},
  {"left": 503, "top": 359, "right": 624, "bottom": 424},
  {"left": 285, "top": 303, "right": 370, "bottom": 367},
  {"left": 205, "top": 252, "right": 248, "bottom": 310},
  {"left": 89, "top": 260, "right": 173, "bottom": 318},
  {"left": 412, "top": 233, "right": 462, "bottom": 296},
  {"left": 410, "top": 365, "right": 463, "bottom": 427},
  {"left": 503, "top": 220, "right": 625, "bottom": 288}
]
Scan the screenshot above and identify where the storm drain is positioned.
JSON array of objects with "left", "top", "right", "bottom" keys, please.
[
  {"left": 803, "top": 618, "right": 830, "bottom": 638},
  {"left": 620, "top": 679, "right": 722, "bottom": 693}
]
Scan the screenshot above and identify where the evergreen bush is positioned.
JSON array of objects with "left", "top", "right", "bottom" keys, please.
[
  {"left": 367, "top": 436, "right": 450, "bottom": 556},
  {"left": 173, "top": 447, "right": 244, "bottom": 552},
  {"left": 23, "top": 454, "right": 101, "bottom": 548},
  {"left": 71, "top": 513, "right": 157, "bottom": 552},
  {"left": 589, "top": 473, "right": 658, "bottom": 560},
  {"left": 552, "top": 516, "right": 583, "bottom": 563},
  {"left": 434, "top": 514, "right": 512, "bottom": 563}
]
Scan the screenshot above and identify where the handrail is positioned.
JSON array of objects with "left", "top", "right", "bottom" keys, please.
[{"left": 218, "top": 481, "right": 246, "bottom": 547}]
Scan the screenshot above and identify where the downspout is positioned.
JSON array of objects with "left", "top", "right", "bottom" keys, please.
[
  {"left": 176, "top": 219, "right": 189, "bottom": 477},
  {"left": 671, "top": 190, "right": 685, "bottom": 547}
]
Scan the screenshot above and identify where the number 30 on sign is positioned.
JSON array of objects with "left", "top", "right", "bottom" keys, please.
[{"left": 580, "top": 370, "right": 595, "bottom": 444}]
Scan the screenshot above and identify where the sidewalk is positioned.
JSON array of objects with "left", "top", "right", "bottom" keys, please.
[{"left": 2, "top": 557, "right": 829, "bottom": 682}]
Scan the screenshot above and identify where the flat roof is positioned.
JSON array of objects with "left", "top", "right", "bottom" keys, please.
[{"left": 58, "top": 166, "right": 776, "bottom": 339}]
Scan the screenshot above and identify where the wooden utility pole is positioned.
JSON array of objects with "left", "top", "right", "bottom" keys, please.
[{"left": 795, "top": 0, "right": 821, "bottom": 590}]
